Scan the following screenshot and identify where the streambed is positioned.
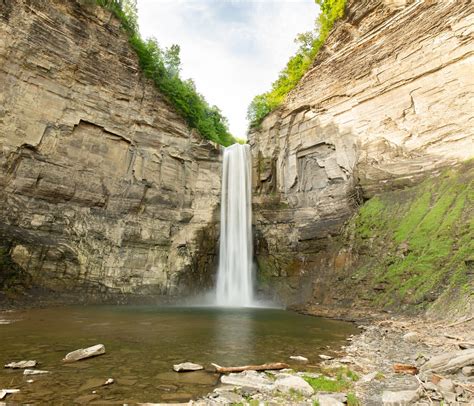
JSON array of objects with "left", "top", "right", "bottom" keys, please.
[{"left": 0, "top": 306, "right": 358, "bottom": 404}]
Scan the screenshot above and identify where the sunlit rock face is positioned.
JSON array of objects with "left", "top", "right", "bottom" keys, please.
[
  {"left": 0, "top": 0, "right": 221, "bottom": 300},
  {"left": 249, "top": 0, "right": 474, "bottom": 305}
]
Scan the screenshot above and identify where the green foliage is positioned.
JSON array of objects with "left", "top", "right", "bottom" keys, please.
[
  {"left": 95, "top": 0, "right": 235, "bottom": 146},
  {"left": 247, "top": 0, "right": 347, "bottom": 128},
  {"left": 303, "top": 368, "right": 359, "bottom": 392},
  {"left": 347, "top": 393, "right": 361, "bottom": 406}
]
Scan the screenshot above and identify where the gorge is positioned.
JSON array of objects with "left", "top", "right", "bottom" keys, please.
[{"left": 0, "top": 0, "right": 473, "bottom": 405}]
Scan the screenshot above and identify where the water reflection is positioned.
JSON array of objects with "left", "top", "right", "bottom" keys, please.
[{"left": 212, "top": 309, "right": 256, "bottom": 365}]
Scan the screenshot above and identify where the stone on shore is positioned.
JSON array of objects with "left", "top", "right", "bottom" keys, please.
[
  {"left": 382, "top": 389, "right": 420, "bottom": 405},
  {"left": 173, "top": 362, "right": 204, "bottom": 372},
  {"left": 5, "top": 360, "right": 37, "bottom": 369},
  {"left": 319, "top": 354, "right": 333, "bottom": 360},
  {"left": 316, "top": 393, "right": 345, "bottom": 406},
  {"left": 420, "top": 348, "right": 474, "bottom": 375},
  {"left": 63, "top": 344, "right": 105, "bottom": 362},
  {"left": 220, "top": 370, "right": 274, "bottom": 391},
  {"left": 274, "top": 375, "right": 314, "bottom": 397}
]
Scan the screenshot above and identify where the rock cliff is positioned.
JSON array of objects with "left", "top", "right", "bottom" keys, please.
[
  {"left": 0, "top": 0, "right": 221, "bottom": 301},
  {"left": 250, "top": 0, "right": 473, "bottom": 312}
]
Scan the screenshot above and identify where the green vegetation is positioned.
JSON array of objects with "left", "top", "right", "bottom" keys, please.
[
  {"left": 351, "top": 162, "right": 473, "bottom": 311},
  {"left": 247, "top": 0, "right": 347, "bottom": 128},
  {"left": 303, "top": 368, "right": 358, "bottom": 393},
  {"left": 95, "top": 0, "right": 235, "bottom": 146},
  {"left": 347, "top": 393, "right": 361, "bottom": 406}
]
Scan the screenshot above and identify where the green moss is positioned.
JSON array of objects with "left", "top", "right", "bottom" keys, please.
[
  {"left": 348, "top": 163, "right": 473, "bottom": 312},
  {"left": 303, "top": 372, "right": 354, "bottom": 392}
]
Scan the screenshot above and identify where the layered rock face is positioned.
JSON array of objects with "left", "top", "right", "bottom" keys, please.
[
  {"left": 250, "top": 0, "right": 474, "bottom": 306},
  {"left": 0, "top": 0, "right": 221, "bottom": 300}
]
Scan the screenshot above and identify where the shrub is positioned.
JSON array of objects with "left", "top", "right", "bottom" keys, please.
[
  {"left": 247, "top": 0, "right": 347, "bottom": 128},
  {"left": 95, "top": 0, "right": 235, "bottom": 146}
]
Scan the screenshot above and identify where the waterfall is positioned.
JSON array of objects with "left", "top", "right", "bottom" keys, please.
[{"left": 215, "top": 143, "right": 254, "bottom": 307}]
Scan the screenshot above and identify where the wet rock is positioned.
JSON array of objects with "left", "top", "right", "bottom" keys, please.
[
  {"left": 220, "top": 370, "right": 274, "bottom": 391},
  {"left": 79, "top": 378, "right": 107, "bottom": 391},
  {"left": 420, "top": 348, "right": 474, "bottom": 375},
  {"left": 63, "top": 344, "right": 105, "bottom": 362},
  {"left": 319, "top": 355, "right": 333, "bottom": 360},
  {"left": 173, "top": 362, "right": 204, "bottom": 372},
  {"left": 23, "top": 369, "right": 49, "bottom": 375},
  {"left": 274, "top": 375, "right": 314, "bottom": 397},
  {"left": 5, "top": 360, "right": 37, "bottom": 369},
  {"left": 382, "top": 389, "right": 420, "bottom": 405},
  {"left": 290, "top": 355, "right": 308, "bottom": 362},
  {"left": 157, "top": 371, "right": 218, "bottom": 386},
  {"left": 104, "top": 378, "right": 114, "bottom": 385},
  {"left": 74, "top": 394, "right": 100, "bottom": 404},
  {"left": 0, "top": 389, "right": 20, "bottom": 400}
]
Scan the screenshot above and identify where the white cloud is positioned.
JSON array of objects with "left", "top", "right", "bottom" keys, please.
[{"left": 137, "top": 0, "right": 318, "bottom": 138}]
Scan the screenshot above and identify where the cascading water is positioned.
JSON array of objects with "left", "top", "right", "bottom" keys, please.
[{"left": 215, "top": 143, "right": 254, "bottom": 307}]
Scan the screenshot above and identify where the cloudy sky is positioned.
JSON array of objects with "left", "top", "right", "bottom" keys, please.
[{"left": 137, "top": 0, "right": 318, "bottom": 138}]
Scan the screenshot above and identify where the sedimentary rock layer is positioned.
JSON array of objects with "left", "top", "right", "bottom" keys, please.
[
  {"left": 250, "top": 0, "right": 474, "bottom": 305},
  {"left": 0, "top": 0, "right": 221, "bottom": 299}
]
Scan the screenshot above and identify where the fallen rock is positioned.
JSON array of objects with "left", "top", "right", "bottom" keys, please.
[
  {"left": 402, "top": 332, "right": 420, "bottom": 343},
  {"left": 0, "top": 389, "right": 20, "bottom": 400},
  {"left": 220, "top": 370, "right": 274, "bottom": 391},
  {"left": 316, "top": 393, "right": 345, "bottom": 406},
  {"left": 63, "top": 344, "right": 105, "bottom": 362},
  {"left": 5, "top": 360, "right": 37, "bottom": 369},
  {"left": 319, "top": 354, "right": 333, "bottom": 360},
  {"left": 173, "top": 362, "right": 204, "bottom": 372},
  {"left": 23, "top": 369, "right": 49, "bottom": 375},
  {"left": 290, "top": 355, "right": 308, "bottom": 362},
  {"left": 462, "top": 366, "right": 473, "bottom": 376},
  {"left": 274, "top": 375, "right": 314, "bottom": 397},
  {"left": 382, "top": 389, "right": 420, "bottom": 405},
  {"left": 420, "top": 348, "right": 474, "bottom": 375},
  {"left": 104, "top": 378, "right": 114, "bottom": 385}
]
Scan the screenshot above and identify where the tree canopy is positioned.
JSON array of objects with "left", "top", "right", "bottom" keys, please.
[
  {"left": 247, "top": 0, "right": 347, "bottom": 129},
  {"left": 96, "top": 0, "right": 235, "bottom": 147}
]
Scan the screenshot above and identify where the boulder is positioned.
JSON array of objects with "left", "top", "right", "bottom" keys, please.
[
  {"left": 63, "top": 344, "right": 105, "bottom": 362},
  {"left": 173, "top": 362, "right": 204, "bottom": 372},
  {"left": 316, "top": 393, "right": 345, "bottom": 406},
  {"left": 5, "top": 360, "right": 37, "bottom": 369},
  {"left": 382, "top": 389, "right": 420, "bottom": 405},
  {"left": 420, "top": 348, "right": 474, "bottom": 375},
  {"left": 220, "top": 370, "right": 274, "bottom": 392},
  {"left": 274, "top": 375, "right": 314, "bottom": 397}
]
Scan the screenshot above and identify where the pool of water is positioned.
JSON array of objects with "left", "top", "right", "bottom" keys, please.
[{"left": 0, "top": 306, "right": 358, "bottom": 404}]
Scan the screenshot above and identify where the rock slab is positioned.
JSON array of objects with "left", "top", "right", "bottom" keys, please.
[
  {"left": 63, "top": 344, "right": 105, "bottom": 362},
  {"left": 274, "top": 375, "right": 314, "bottom": 397},
  {"left": 173, "top": 362, "right": 204, "bottom": 372},
  {"left": 5, "top": 360, "right": 37, "bottom": 369}
]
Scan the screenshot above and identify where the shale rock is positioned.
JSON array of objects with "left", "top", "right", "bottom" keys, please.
[
  {"left": 63, "top": 344, "right": 105, "bottom": 362},
  {"left": 173, "top": 362, "right": 204, "bottom": 372}
]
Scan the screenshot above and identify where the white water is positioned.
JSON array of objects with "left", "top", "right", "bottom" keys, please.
[{"left": 215, "top": 143, "right": 254, "bottom": 307}]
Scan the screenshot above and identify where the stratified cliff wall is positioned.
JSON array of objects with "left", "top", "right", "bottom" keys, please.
[
  {"left": 250, "top": 0, "right": 473, "bottom": 311},
  {"left": 0, "top": 0, "right": 221, "bottom": 301}
]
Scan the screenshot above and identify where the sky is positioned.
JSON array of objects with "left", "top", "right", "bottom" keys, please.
[{"left": 137, "top": 0, "right": 318, "bottom": 139}]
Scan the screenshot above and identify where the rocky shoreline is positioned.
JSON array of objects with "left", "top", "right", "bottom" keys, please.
[{"left": 189, "top": 313, "right": 474, "bottom": 405}]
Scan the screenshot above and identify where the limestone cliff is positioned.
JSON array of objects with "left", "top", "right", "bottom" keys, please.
[
  {"left": 0, "top": 0, "right": 221, "bottom": 301},
  {"left": 250, "top": 0, "right": 473, "bottom": 313}
]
